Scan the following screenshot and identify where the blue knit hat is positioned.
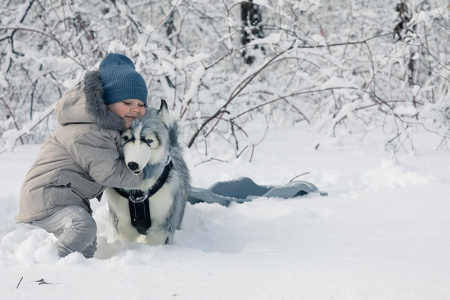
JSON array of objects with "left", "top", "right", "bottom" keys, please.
[{"left": 99, "top": 53, "right": 148, "bottom": 105}]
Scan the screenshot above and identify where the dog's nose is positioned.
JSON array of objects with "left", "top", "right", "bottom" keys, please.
[{"left": 128, "top": 162, "right": 139, "bottom": 171}]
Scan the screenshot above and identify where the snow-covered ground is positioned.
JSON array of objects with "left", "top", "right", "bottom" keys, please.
[{"left": 1, "top": 127, "right": 449, "bottom": 300}]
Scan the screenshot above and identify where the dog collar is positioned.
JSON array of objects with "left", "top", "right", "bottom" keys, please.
[{"left": 146, "top": 157, "right": 173, "bottom": 199}]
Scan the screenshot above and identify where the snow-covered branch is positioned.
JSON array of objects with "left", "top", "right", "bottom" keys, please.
[
  {"left": 1, "top": 103, "right": 56, "bottom": 155},
  {"left": 0, "top": 0, "right": 448, "bottom": 157}
]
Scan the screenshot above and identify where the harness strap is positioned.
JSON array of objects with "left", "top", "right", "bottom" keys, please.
[
  {"left": 113, "top": 159, "right": 174, "bottom": 235},
  {"left": 147, "top": 159, "right": 173, "bottom": 199},
  {"left": 128, "top": 199, "right": 151, "bottom": 235}
]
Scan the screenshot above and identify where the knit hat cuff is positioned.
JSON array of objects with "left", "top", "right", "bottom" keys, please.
[{"left": 103, "top": 86, "right": 148, "bottom": 105}]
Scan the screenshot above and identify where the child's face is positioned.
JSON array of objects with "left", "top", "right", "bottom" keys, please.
[{"left": 107, "top": 99, "right": 146, "bottom": 129}]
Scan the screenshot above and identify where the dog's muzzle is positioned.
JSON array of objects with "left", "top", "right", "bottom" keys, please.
[{"left": 127, "top": 162, "right": 141, "bottom": 174}]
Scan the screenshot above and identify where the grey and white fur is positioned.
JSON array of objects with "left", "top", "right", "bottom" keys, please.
[{"left": 105, "top": 100, "right": 190, "bottom": 245}]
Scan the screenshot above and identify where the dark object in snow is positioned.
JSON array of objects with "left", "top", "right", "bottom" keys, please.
[
  {"left": 35, "top": 278, "right": 59, "bottom": 285},
  {"left": 188, "top": 177, "right": 327, "bottom": 206},
  {"left": 16, "top": 277, "right": 23, "bottom": 289}
]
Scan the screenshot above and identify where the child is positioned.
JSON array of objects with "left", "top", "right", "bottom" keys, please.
[{"left": 16, "top": 53, "right": 152, "bottom": 258}]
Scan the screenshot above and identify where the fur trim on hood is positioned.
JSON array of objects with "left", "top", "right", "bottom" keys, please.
[{"left": 55, "top": 71, "right": 126, "bottom": 131}]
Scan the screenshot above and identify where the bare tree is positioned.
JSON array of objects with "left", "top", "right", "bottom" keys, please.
[{"left": 1, "top": 0, "right": 448, "bottom": 157}]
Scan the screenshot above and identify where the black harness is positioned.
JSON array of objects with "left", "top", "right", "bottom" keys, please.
[{"left": 114, "top": 159, "right": 173, "bottom": 235}]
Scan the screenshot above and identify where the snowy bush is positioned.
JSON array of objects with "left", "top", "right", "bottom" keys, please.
[{"left": 1, "top": 0, "right": 449, "bottom": 156}]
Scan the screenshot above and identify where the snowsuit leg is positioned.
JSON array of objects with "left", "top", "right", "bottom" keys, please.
[{"left": 32, "top": 206, "right": 97, "bottom": 258}]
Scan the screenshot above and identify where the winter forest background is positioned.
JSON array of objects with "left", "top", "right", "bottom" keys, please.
[{"left": 1, "top": 0, "right": 449, "bottom": 157}]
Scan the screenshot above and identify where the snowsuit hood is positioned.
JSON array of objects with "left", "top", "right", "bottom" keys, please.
[{"left": 56, "top": 70, "right": 126, "bottom": 131}]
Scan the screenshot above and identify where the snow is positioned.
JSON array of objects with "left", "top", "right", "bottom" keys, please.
[
  {"left": 183, "top": 64, "right": 206, "bottom": 105},
  {"left": 1, "top": 127, "right": 450, "bottom": 299},
  {"left": 248, "top": 31, "right": 282, "bottom": 50}
]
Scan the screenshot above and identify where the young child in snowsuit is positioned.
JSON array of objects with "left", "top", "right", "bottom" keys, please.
[{"left": 16, "top": 53, "right": 152, "bottom": 258}]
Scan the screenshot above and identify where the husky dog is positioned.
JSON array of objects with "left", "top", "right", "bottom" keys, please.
[{"left": 105, "top": 100, "right": 190, "bottom": 245}]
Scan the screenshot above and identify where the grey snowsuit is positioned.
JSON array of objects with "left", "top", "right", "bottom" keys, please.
[{"left": 16, "top": 71, "right": 143, "bottom": 257}]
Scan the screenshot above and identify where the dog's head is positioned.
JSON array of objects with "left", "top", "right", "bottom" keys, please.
[{"left": 120, "top": 100, "right": 171, "bottom": 174}]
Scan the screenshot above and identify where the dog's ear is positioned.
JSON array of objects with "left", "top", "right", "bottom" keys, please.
[{"left": 158, "top": 99, "right": 170, "bottom": 126}]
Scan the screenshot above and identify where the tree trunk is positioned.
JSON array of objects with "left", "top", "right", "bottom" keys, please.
[{"left": 241, "top": 1, "right": 265, "bottom": 65}]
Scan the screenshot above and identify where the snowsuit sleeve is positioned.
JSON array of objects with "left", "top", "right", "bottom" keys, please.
[{"left": 68, "top": 128, "right": 143, "bottom": 188}]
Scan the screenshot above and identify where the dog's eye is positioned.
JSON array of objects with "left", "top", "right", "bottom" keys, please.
[
  {"left": 145, "top": 138, "right": 153, "bottom": 145},
  {"left": 123, "top": 136, "right": 130, "bottom": 141}
]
